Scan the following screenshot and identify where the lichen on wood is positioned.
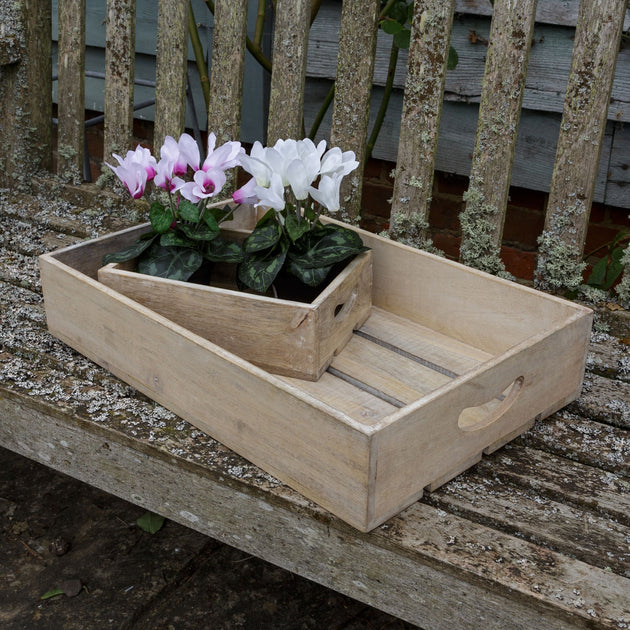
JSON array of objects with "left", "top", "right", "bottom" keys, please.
[
  {"left": 57, "top": 0, "right": 86, "bottom": 184},
  {"left": 389, "top": 0, "right": 455, "bottom": 241},
  {"left": 0, "top": 0, "right": 52, "bottom": 189},
  {"left": 536, "top": 0, "right": 627, "bottom": 292},
  {"left": 615, "top": 244, "right": 630, "bottom": 308},
  {"left": 330, "top": 0, "right": 380, "bottom": 221},
  {"left": 387, "top": 210, "right": 442, "bottom": 255},
  {"left": 459, "top": 0, "right": 536, "bottom": 276},
  {"left": 267, "top": 0, "right": 310, "bottom": 143},
  {"left": 459, "top": 179, "right": 510, "bottom": 277},
  {"left": 154, "top": 0, "right": 189, "bottom": 150},
  {"left": 103, "top": 0, "right": 135, "bottom": 164}
]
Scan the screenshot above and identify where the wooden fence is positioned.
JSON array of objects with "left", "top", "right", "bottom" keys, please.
[{"left": 0, "top": 0, "right": 628, "bottom": 298}]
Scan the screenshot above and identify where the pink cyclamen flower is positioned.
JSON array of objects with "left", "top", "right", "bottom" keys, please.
[
  {"left": 177, "top": 168, "right": 227, "bottom": 203},
  {"left": 160, "top": 133, "right": 200, "bottom": 175},
  {"left": 202, "top": 133, "right": 244, "bottom": 172},
  {"left": 232, "top": 177, "right": 259, "bottom": 205},
  {"left": 105, "top": 152, "right": 151, "bottom": 199}
]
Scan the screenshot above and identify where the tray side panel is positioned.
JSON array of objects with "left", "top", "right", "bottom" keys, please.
[
  {"left": 341, "top": 222, "right": 592, "bottom": 355},
  {"left": 39, "top": 252, "right": 374, "bottom": 530},
  {"left": 366, "top": 310, "right": 593, "bottom": 530}
]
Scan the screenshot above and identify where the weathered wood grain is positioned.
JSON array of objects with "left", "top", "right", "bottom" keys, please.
[
  {"left": 1, "top": 185, "right": 628, "bottom": 627},
  {"left": 104, "top": 0, "right": 135, "bottom": 161},
  {"left": 57, "top": 0, "right": 86, "bottom": 183},
  {"left": 0, "top": 0, "right": 52, "bottom": 183},
  {"left": 390, "top": 0, "right": 455, "bottom": 244},
  {"left": 153, "top": 0, "right": 189, "bottom": 149},
  {"left": 535, "top": 0, "right": 628, "bottom": 292},
  {"left": 267, "top": 0, "right": 310, "bottom": 143},
  {"left": 459, "top": 0, "right": 537, "bottom": 275},
  {"left": 207, "top": 0, "right": 248, "bottom": 147},
  {"left": 330, "top": 0, "right": 381, "bottom": 220}
]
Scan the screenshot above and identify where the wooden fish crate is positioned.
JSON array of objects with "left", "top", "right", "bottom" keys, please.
[{"left": 39, "top": 217, "right": 593, "bottom": 532}]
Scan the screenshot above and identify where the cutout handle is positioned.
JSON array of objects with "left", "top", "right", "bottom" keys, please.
[
  {"left": 458, "top": 376, "right": 525, "bottom": 432},
  {"left": 333, "top": 288, "right": 358, "bottom": 322}
]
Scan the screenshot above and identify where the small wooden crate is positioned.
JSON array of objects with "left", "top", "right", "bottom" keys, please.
[
  {"left": 39, "top": 217, "right": 593, "bottom": 532},
  {"left": 97, "top": 227, "right": 372, "bottom": 381}
]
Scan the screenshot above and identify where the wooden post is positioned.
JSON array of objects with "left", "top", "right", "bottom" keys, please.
[
  {"left": 535, "top": 0, "right": 628, "bottom": 292},
  {"left": 154, "top": 0, "right": 190, "bottom": 151},
  {"left": 208, "top": 0, "right": 248, "bottom": 144},
  {"left": 389, "top": 0, "right": 455, "bottom": 250},
  {"left": 103, "top": 0, "right": 136, "bottom": 163},
  {"left": 267, "top": 0, "right": 311, "bottom": 143},
  {"left": 57, "top": 0, "right": 86, "bottom": 183},
  {"left": 459, "top": 0, "right": 537, "bottom": 276},
  {"left": 330, "top": 0, "right": 380, "bottom": 222},
  {"left": 0, "top": 0, "right": 52, "bottom": 187}
]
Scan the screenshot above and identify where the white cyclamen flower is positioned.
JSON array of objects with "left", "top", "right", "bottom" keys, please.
[{"left": 308, "top": 173, "right": 343, "bottom": 213}]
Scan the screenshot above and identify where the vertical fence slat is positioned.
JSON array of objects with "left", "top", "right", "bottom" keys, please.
[
  {"left": 154, "top": 0, "right": 189, "bottom": 150},
  {"left": 330, "top": 0, "right": 380, "bottom": 221},
  {"left": 267, "top": 0, "right": 310, "bottom": 143},
  {"left": 535, "top": 0, "right": 628, "bottom": 292},
  {"left": 458, "top": 0, "right": 537, "bottom": 276},
  {"left": 0, "top": 0, "right": 52, "bottom": 184},
  {"left": 103, "top": 0, "right": 135, "bottom": 162},
  {"left": 57, "top": 0, "right": 86, "bottom": 183},
  {"left": 389, "top": 0, "right": 455, "bottom": 249},
  {"left": 208, "top": 0, "right": 248, "bottom": 145}
]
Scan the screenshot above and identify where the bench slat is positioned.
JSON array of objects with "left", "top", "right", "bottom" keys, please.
[
  {"left": 330, "top": 0, "right": 381, "bottom": 220},
  {"left": 153, "top": 0, "right": 189, "bottom": 149},
  {"left": 535, "top": 0, "right": 628, "bottom": 292},
  {"left": 390, "top": 0, "right": 455, "bottom": 243},
  {"left": 267, "top": 0, "right": 310, "bottom": 143},
  {"left": 208, "top": 0, "right": 248, "bottom": 147},
  {"left": 104, "top": 0, "right": 136, "bottom": 160},
  {"left": 57, "top": 0, "right": 86, "bottom": 182},
  {"left": 459, "top": 0, "right": 537, "bottom": 275}
]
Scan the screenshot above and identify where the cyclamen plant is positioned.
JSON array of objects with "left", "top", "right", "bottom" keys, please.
[{"left": 104, "top": 133, "right": 368, "bottom": 294}]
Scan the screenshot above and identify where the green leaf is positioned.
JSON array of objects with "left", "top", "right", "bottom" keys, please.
[
  {"left": 285, "top": 212, "right": 311, "bottom": 243},
  {"left": 204, "top": 236, "right": 245, "bottom": 263},
  {"left": 394, "top": 28, "right": 411, "bottom": 49},
  {"left": 138, "top": 244, "right": 203, "bottom": 281},
  {"left": 286, "top": 259, "right": 332, "bottom": 287},
  {"left": 180, "top": 222, "right": 220, "bottom": 242},
  {"left": 587, "top": 256, "right": 608, "bottom": 287},
  {"left": 149, "top": 202, "right": 173, "bottom": 234},
  {"left": 244, "top": 215, "right": 282, "bottom": 254},
  {"left": 136, "top": 511, "right": 165, "bottom": 534},
  {"left": 381, "top": 19, "right": 403, "bottom": 34},
  {"left": 238, "top": 240, "right": 288, "bottom": 293},
  {"left": 447, "top": 45, "right": 459, "bottom": 71},
  {"left": 178, "top": 199, "right": 201, "bottom": 223},
  {"left": 201, "top": 208, "right": 220, "bottom": 231},
  {"left": 389, "top": 0, "right": 410, "bottom": 24},
  {"left": 160, "top": 230, "right": 196, "bottom": 248},
  {"left": 289, "top": 226, "right": 367, "bottom": 269},
  {"left": 102, "top": 234, "right": 158, "bottom": 265},
  {"left": 207, "top": 204, "right": 234, "bottom": 224},
  {"left": 41, "top": 588, "right": 65, "bottom": 600}
]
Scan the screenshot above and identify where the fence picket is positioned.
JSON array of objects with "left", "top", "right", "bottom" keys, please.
[
  {"left": 57, "top": 0, "right": 86, "bottom": 182},
  {"left": 208, "top": 0, "right": 248, "bottom": 147},
  {"left": 535, "top": 0, "right": 628, "bottom": 292},
  {"left": 104, "top": 0, "right": 136, "bottom": 162},
  {"left": 390, "top": 0, "right": 455, "bottom": 249},
  {"left": 154, "top": 0, "right": 189, "bottom": 150},
  {"left": 330, "top": 0, "right": 381, "bottom": 221},
  {"left": 267, "top": 0, "right": 310, "bottom": 143},
  {"left": 458, "top": 0, "right": 537, "bottom": 276}
]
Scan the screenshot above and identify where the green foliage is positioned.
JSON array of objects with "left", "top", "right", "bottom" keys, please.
[
  {"left": 136, "top": 510, "right": 165, "bottom": 534},
  {"left": 238, "top": 209, "right": 368, "bottom": 293},
  {"left": 585, "top": 229, "right": 629, "bottom": 296},
  {"left": 138, "top": 244, "right": 204, "bottom": 281}
]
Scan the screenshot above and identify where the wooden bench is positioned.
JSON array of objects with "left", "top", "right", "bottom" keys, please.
[{"left": 1, "top": 0, "right": 629, "bottom": 627}]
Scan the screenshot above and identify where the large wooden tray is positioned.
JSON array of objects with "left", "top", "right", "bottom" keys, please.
[{"left": 39, "top": 216, "right": 593, "bottom": 532}]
